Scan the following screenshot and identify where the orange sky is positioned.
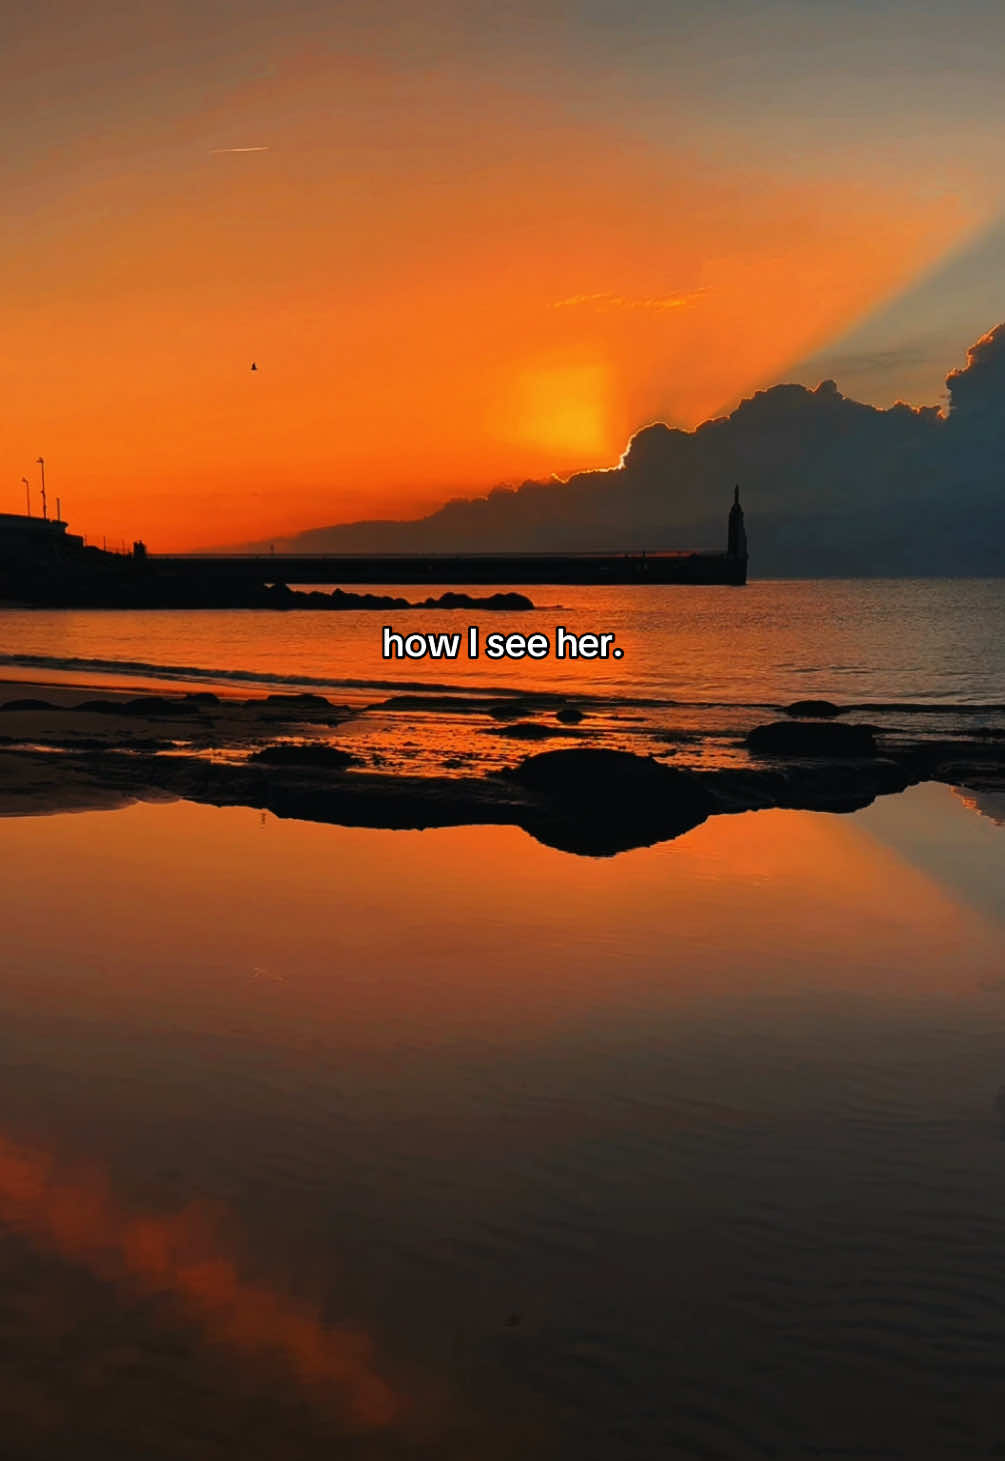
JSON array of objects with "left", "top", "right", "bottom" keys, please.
[{"left": 4, "top": 25, "right": 999, "bottom": 548}]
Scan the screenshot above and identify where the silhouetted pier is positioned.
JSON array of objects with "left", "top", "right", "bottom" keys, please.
[
  {"left": 150, "top": 550, "right": 747, "bottom": 586},
  {"left": 1, "top": 490, "right": 748, "bottom": 603}
]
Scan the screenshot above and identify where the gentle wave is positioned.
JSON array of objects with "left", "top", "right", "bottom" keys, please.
[
  {"left": 1, "top": 650, "right": 1002, "bottom": 715},
  {"left": 0, "top": 650, "right": 504, "bottom": 698},
  {"left": 0, "top": 649, "right": 750, "bottom": 705}
]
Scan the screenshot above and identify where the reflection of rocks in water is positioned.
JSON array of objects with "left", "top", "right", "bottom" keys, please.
[
  {"left": 1, "top": 689, "right": 1002, "bottom": 856},
  {"left": 488, "top": 699, "right": 549, "bottom": 722},
  {"left": 506, "top": 748, "right": 713, "bottom": 856},
  {"left": 994, "top": 1086, "right": 1005, "bottom": 1139},
  {"left": 952, "top": 786, "right": 1005, "bottom": 826}
]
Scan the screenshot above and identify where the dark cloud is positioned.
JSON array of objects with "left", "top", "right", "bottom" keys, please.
[
  {"left": 273, "top": 325, "right": 1005, "bottom": 576},
  {"left": 946, "top": 323, "right": 1005, "bottom": 421}
]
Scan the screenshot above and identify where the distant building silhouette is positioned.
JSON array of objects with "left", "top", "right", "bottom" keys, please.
[
  {"left": 0, "top": 512, "right": 84, "bottom": 568},
  {"left": 727, "top": 485, "right": 747, "bottom": 559}
]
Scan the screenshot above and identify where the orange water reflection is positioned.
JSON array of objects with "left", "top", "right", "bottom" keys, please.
[
  {"left": 0, "top": 788, "right": 1000, "bottom": 1062},
  {"left": 0, "top": 790, "right": 1003, "bottom": 1458},
  {"left": 0, "top": 1133, "right": 397, "bottom": 1431}
]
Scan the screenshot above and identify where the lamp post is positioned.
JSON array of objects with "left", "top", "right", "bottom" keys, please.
[
  {"left": 36, "top": 457, "right": 47, "bottom": 521},
  {"left": 21, "top": 477, "right": 30, "bottom": 516}
]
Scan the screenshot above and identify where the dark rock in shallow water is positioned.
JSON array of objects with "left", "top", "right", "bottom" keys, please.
[
  {"left": 75, "top": 696, "right": 184, "bottom": 717},
  {"left": 785, "top": 699, "right": 843, "bottom": 718},
  {"left": 748, "top": 721, "right": 877, "bottom": 757},
  {"left": 419, "top": 591, "right": 534, "bottom": 611},
  {"left": 0, "top": 699, "right": 55, "bottom": 711},
  {"left": 777, "top": 759, "right": 911, "bottom": 810},
  {"left": 47, "top": 735, "right": 112, "bottom": 751},
  {"left": 328, "top": 588, "right": 410, "bottom": 610},
  {"left": 507, "top": 747, "right": 703, "bottom": 796},
  {"left": 505, "top": 748, "right": 713, "bottom": 855},
  {"left": 489, "top": 699, "right": 545, "bottom": 721},
  {"left": 900, "top": 739, "right": 1005, "bottom": 792},
  {"left": 490, "top": 722, "right": 579, "bottom": 740},
  {"left": 555, "top": 706, "right": 585, "bottom": 723},
  {"left": 183, "top": 691, "right": 220, "bottom": 705},
  {"left": 323, "top": 588, "right": 534, "bottom": 612},
  {"left": 248, "top": 743, "right": 356, "bottom": 768},
  {"left": 123, "top": 696, "right": 189, "bottom": 717},
  {"left": 263, "top": 693, "right": 331, "bottom": 707}
]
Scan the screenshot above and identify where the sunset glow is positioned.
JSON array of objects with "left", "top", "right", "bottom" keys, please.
[
  {"left": 2, "top": 10, "right": 1004, "bottom": 1457},
  {"left": 4, "top": 4, "right": 1003, "bottom": 548}
]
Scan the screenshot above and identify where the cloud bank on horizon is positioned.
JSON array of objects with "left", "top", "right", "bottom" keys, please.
[{"left": 266, "top": 324, "right": 1005, "bottom": 576}]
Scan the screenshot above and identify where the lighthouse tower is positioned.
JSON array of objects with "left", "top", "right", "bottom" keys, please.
[{"left": 727, "top": 485, "right": 747, "bottom": 559}]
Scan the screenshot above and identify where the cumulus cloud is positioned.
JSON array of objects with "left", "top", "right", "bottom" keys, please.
[
  {"left": 945, "top": 323, "right": 1005, "bottom": 419},
  {"left": 269, "top": 324, "right": 1005, "bottom": 576}
]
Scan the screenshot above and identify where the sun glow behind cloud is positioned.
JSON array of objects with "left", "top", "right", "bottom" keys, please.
[
  {"left": 505, "top": 363, "right": 613, "bottom": 459},
  {"left": 1, "top": 21, "right": 996, "bottom": 548}
]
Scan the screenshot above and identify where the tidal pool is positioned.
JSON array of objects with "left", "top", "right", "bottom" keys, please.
[{"left": 0, "top": 783, "right": 1002, "bottom": 1459}]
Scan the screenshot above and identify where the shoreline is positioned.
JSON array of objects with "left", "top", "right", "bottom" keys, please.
[{"left": 1, "top": 678, "right": 1001, "bottom": 854}]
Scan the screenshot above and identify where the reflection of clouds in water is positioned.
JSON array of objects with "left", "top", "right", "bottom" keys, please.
[
  {"left": 952, "top": 787, "right": 1005, "bottom": 827},
  {"left": 0, "top": 1135, "right": 397, "bottom": 1431}
]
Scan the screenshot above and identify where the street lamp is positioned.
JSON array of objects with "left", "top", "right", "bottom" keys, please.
[
  {"left": 36, "top": 457, "right": 47, "bottom": 521},
  {"left": 21, "top": 477, "right": 30, "bottom": 516}
]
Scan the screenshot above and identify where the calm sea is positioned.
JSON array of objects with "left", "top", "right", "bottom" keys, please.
[
  {"left": 2, "top": 578, "right": 1000, "bottom": 775},
  {"left": 0, "top": 785, "right": 1002, "bottom": 1458},
  {"left": 1, "top": 578, "right": 1002, "bottom": 705}
]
